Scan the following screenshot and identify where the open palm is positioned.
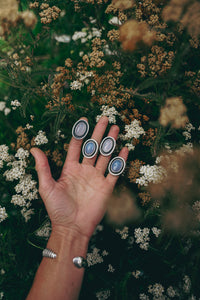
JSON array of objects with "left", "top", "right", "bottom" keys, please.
[{"left": 31, "top": 117, "right": 128, "bottom": 239}]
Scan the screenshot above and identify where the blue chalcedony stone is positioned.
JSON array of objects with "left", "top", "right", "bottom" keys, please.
[
  {"left": 111, "top": 159, "right": 123, "bottom": 173},
  {"left": 85, "top": 142, "right": 95, "bottom": 155}
]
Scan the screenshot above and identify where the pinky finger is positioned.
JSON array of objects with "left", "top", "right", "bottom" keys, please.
[{"left": 106, "top": 147, "right": 129, "bottom": 190}]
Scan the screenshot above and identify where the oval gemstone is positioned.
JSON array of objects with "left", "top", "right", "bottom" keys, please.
[
  {"left": 100, "top": 137, "right": 116, "bottom": 156},
  {"left": 111, "top": 159, "right": 123, "bottom": 173},
  {"left": 102, "top": 139, "right": 113, "bottom": 153},
  {"left": 85, "top": 142, "right": 95, "bottom": 155},
  {"left": 72, "top": 119, "right": 89, "bottom": 140},
  {"left": 75, "top": 122, "right": 87, "bottom": 137}
]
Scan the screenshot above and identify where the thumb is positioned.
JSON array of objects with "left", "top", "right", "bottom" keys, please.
[{"left": 30, "top": 147, "right": 55, "bottom": 195}]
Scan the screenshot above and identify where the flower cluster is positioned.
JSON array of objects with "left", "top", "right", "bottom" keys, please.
[
  {"left": 0, "top": 206, "right": 8, "bottom": 223},
  {"left": 96, "top": 105, "right": 119, "bottom": 124},
  {"left": 136, "top": 164, "right": 166, "bottom": 187}
]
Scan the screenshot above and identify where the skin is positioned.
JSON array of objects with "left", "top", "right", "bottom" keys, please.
[{"left": 26, "top": 116, "right": 129, "bottom": 300}]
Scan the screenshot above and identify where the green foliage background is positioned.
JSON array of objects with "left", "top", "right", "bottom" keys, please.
[{"left": 0, "top": 0, "right": 200, "bottom": 299}]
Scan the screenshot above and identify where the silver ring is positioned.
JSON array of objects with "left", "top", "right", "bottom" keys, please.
[
  {"left": 82, "top": 139, "right": 98, "bottom": 158},
  {"left": 72, "top": 119, "right": 89, "bottom": 140},
  {"left": 108, "top": 156, "right": 126, "bottom": 176},
  {"left": 99, "top": 136, "right": 116, "bottom": 156}
]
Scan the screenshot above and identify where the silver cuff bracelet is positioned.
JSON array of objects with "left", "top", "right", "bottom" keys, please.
[{"left": 42, "top": 248, "right": 57, "bottom": 259}]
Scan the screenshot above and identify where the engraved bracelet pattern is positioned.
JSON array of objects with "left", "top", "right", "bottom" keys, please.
[{"left": 42, "top": 248, "right": 57, "bottom": 259}]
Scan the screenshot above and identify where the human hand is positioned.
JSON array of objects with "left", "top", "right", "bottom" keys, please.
[{"left": 30, "top": 117, "right": 129, "bottom": 239}]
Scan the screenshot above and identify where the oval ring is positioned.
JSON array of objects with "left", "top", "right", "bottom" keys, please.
[
  {"left": 82, "top": 139, "right": 98, "bottom": 158},
  {"left": 108, "top": 156, "right": 126, "bottom": 176},
  {"left": 72, "top": 119, "right": 89, "bottom": 140},
  {"left": 99, "top": 136, "right": 116, "bottom": 157}
]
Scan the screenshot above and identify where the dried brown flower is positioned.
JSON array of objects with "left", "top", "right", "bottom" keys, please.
[
  {"left": 119, "top": 20, "right": 156, "bottom": 51},
  {"left": 149, "top": 148, "right": 200, "bottom": 233},
  {"left": 112, "top": 0, "right": 135, "bottom": 10},
  {"left": 159, "top": 97, "right": 189, "bottom": 129},
  {"left": 106, "top": 189, "right": 140, "bottom": 226}
]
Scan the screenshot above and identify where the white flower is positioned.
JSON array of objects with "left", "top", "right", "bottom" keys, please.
[
  {"left": 134, "top": 228, "right": 150, "bottom": 250},
  {"left": 167, "top": 286, "right": 176, "bottom": 297},
  {"left": 0, "top": 269, "right": 5, "bottom": 275},
  {"left": 132, "top": 270, "right": 142, "bottom": 279},
  {"left": 21, "top": 207, "right": 34, "bottom": 222},
  {"left": 183, "top": 275, "right": 191, "bottom": 293},
  {"left": 96, "top": 105, "right": 119, "bottom": 124},
  {"left": 0, "top": 292, "right": 4, "bottom": 300},
  {"left": 0, "top": 206, "right": 8, "bottom": 223},
  {"left": 136, "top": 164, "right": 166, "bottom": 186},
  {"left": 116, "top": 226, "right": 129, "bottom": 239},
  {"left": 4, "top": 108, "right": 11, "bottom": 115},
  {"left": 96, "top": 290, "right": 110, "bottom": 300},
  {"left": 109, "top": 16, "right": 122, "bottom": 26},
  {"left": 152, "top": 227, "right": 161, "bottom": 237},
  {"left": 72, "top": 30, "right": 87, "bottom": 41},
  {"left": 87, "top": 248, "right": 104, "bottom": 267},
  {"left": 125, "top": 143, "right": 135, "bottom": 151},
  {"left": 120, "top": 119, "right": 145, "bottom": 140},
  {"left": 15, "top": 148, "right": 29, "bottom": 160},
  {"left": 148, "top": 283, "right": 165, "bottom": 297},
  {"left": 70, "top": 80, "right": 83, "bottom": 91},
  {"left": 4, "top": 160, "right": 27, "bottom": 181},
  {"left": 25, "top": 123, "right": 33, "bottom": 129},
  {"left": 108, "top": 264, "right": 115, "bottom": 272},
  {"left": 0, "top": 160, "right": 3, "bottom": 168},
  {"left": 0, "top": 145, "right": 10, "bottom": 161},
  {"left": 11, "top": 194, "right": 26, "bottom": 207},
  {"left": 34, "top": 130, "right": 48, "bottom": 145},
  {"left": 36, "top": 221, "right": 51, "bottom": 238},
  {"left": 11, "top": 99, "right": 21, "bottom": 110},
  {"left": 54, "top": 34, "right": 71, "bottom": 43},
  {"left": 139, "top": 294, "right": 149, "bottom": 300},
  {"left": 192, "top": 201, "right": 200, "bottom": 221},
  {"left": 0, "top": 101, "right": 6, "bottom": 111}
]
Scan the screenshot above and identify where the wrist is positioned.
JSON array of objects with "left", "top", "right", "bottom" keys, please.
[{"left": 46, "top": 226, "right": 89, "bottom": 263}]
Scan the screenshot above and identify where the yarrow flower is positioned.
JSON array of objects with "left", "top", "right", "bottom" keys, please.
[
  {"left": 136, "top": 164, "right": 166, "bottom": 186},
  {"left": 0, "top": 206, "right": 8, "bottom": 223},
  {"left": 134, "top": 227, "right": 150, "bottom": 250},
  {"left": 0, "top": 145, "right": 10, "bottom": 162},
  {"left": 152, "top": 227, "right": 161, "bottom": 237},
  {"left": 34, "top": 130, "right": 48, "bottom": 145},
  {"left": 96, "top": 105, "right": 119, "bottom": 124},
  {"left": 96, "top": 289, "right": 111, "bottom": 300},
  {"left": 4, "top": 160, "right": 27, "bottom": 181},
  {"left": 87, "top": 248, "right": 104, "bottom": 267},
  {"left": 11, "top": 99, "right": 21, "bottom": 110},
  {"left": 119, "top": 119, "right": 145, "bottom": 140},
  {"left": 148, "top": 283, "right": 165, "bottom": 298},
  {"left": 115, "top": 226, "right": 129, "bottom": 239},
  {"left": 70, "top": 80, "right": 83, "bottom": 91},
  {"left": 15, "top": 148, "right": 29, "bottom": 160}
]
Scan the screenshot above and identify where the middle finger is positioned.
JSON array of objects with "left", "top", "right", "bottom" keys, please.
[{"left": 82, "top": 116, "right": 109, "bottom": 165}]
